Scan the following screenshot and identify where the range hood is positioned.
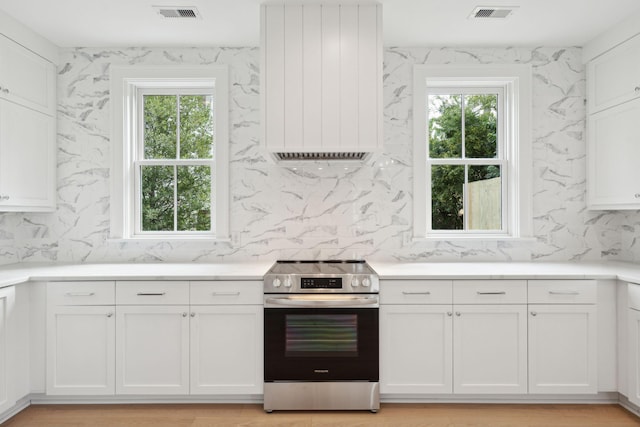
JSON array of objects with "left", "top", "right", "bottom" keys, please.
[{"left": 260, "top": 4, "right": 383, "bottom": 162}]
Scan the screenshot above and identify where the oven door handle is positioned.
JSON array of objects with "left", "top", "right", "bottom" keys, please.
[{"left": 264, "top": 295, "right": 379, "bottom": 308}]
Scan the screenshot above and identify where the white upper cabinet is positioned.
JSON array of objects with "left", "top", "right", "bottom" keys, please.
[
  {"left": 261, "top": 4, "right": 382, "bottom": 159},
  {"left": 588, "top": 98, "right": 640, "bottom": 209},
  {"left": 0, "top": 35, "right": 55, "bottom": 116},
  {"left": 0, "top": 33, "right": 56, "bottom": 212},
  {"left": 587, "top": 34, "right": 640, "bottom": 115},
  {"left": 0, "top": 99, "right": 55, "bottom": 211},
  {"left": 586, "top": 31, "right": 640, "bottom": 210}
]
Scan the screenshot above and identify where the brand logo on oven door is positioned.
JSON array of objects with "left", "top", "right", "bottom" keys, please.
[{"left": 314, "top": 369, "right": 329, "bottom": 373}]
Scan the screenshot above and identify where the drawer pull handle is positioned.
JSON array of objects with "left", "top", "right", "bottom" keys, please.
[
  {"left": 531, "top": 311, "right": 537, "bottom": 316},
  {"left": 548, "top": 291, "right": 579, "bottom": 295},
  {"left": 136, "top": 292, "right": 166, "bottom": 296},
  {"left": 107, "top": 312, "right": 113, "bottom": 318},
  {"left": 65, "top": 292, "right": 95, "bottom": 297},
  {"left": 212, "top": 292, "right": 241, "bottom": 296},
  {"left": 402, "top": 291, "right": 431, "bottom": 295},
  {"left": 477, "top": 291, "right": 506, "bottom": 295}
]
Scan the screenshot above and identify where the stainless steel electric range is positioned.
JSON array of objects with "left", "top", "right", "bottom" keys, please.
[{"left": 263, "top": 260, "right": 380, "bottom": 412}]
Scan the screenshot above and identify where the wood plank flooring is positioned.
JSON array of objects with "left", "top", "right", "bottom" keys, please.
[{"left": 2, "top": 403, "right": 640, "bottom": 427}]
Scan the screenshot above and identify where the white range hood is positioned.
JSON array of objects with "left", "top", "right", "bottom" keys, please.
[{"left": 260, "top": 4, "right": 382, "bottom": 162}]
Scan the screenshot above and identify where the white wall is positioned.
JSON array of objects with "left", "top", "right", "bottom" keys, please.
[{"left": 0, "top": 46, "right": 627, "bottom": 264}]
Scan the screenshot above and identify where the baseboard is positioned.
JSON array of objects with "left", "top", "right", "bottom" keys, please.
[
  {"left": 0, "top": 395, "right": 32, "bottom": 424},
  {"left": 380, "top": 392, "right": 620, "bottom": 404},
  {"left": 618, "top": 394, "right": 640, "bottom": 417},
  {"left": 29, "top": 393, "right": 263, "bottom": 405}
]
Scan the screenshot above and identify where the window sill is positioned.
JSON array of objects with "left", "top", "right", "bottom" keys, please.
[
  {"left": 108, "top": 236, "right": 231, "bottom": 244},
  {"left": 410, "top": 235, "right": 537, "bottom": 244}
]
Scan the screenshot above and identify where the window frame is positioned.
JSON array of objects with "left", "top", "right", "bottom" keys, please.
[
  {"left": 413, "top": 64, "right": 532, "bottom": 240},
  {"left": 110, "top": 66, "right": 229, "bottom": 241}
]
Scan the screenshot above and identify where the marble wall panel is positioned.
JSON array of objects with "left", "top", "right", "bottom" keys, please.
[{"left": 0, "top": 45, "right": 632, "bottom": 265}]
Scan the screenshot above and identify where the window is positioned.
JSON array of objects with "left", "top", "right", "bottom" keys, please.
[
  {"left": 110, "top": 66, "right": 229, "bottom": 240},
  {"left": 413, "top": 65, "right": 532, "bottom": 239}
]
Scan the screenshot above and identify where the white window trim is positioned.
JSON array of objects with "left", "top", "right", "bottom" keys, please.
[
  {"left": 110, "top": 66, "right": 229, "bottom": 241},
  {"left": 413, "top": 64, "right": 532, "bottom": 241}
]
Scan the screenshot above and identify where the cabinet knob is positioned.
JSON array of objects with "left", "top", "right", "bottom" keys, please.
[
  {"left": 635, "top": 193, "right": 640, "bottom": 199},
  {"left": 0, "top": 195, "right": 9, "bottom": 201},
  {"left": 107, "top": 312, "right": 113, "bottom": 318},
  {"left": 2, "top": 88, "right": 8, "bottom": 94},
  {"left": 635, "top": 86, "right": 640, "bottom": 93},
  {"left": 531, "top": 311, "right": 537, "bottom": 316},
  {"left": 447, "top": 312, "right": 453, "bottom": 317},
  {"left": 182, "top": 312, "right": 188, "bottom": 317},
  {"left": 190, "top": 312, "right": 196, "bottom": 317},
  {"left": 455, "top": 312, "right": 461, "bottom": 317}
]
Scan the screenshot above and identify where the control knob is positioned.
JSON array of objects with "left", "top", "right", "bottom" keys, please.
[
  {"left": 284, "top": 277, "right": 292, "bottom": 288},
  {"left": 351, "top": 277, "right": 360, "bottom": 287},
  {"left": 272, "top": 277, "right": 282, "bottom": 288},
  {"left": 362, "top": 277, "right": 371, "bottom": 287}
]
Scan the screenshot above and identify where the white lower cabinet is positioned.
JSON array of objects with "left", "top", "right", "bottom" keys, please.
[
  {"left": 45, "top": 280, "right": 263, "bottom": 398},
  {"left": 528, "top": 305, "right": 597, "bottom": 394},
  {"left": 380, "top": 304, "right": 453, "bottom": 394},
  {"left": 116, "top": 306, "right": 190, "bottom": 395},
  {"left": 0, "top": 286, "right": 15, "bottom": 413},
  {"left": 190, "top": 305, "right": 263, "bottom": 394},
  {"left": 47, "top": 306, "right": 115, "bottom": 395},
  {"left": 528, "top": 280, "right": 598, "bottom": 394},
  {"left": 628, "top": 283, "right": 640, "bottom": 406},
  {"left": 452, "top": 305, "right": 528, "bottom": 394},
  {"left": 629, "top": 308, "right": 640, "bottom": 406},
  {"left": 46, "top": 281, "right": 116, "bottom": 395}
]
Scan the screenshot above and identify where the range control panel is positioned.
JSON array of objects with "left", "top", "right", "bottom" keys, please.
[{"left": 301, "top": 277, "right": 342, "bottom": 289}]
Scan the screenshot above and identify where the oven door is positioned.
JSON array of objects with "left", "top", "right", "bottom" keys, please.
[{"left": 264, "top": 295, "right": 379, "bottom": 382}]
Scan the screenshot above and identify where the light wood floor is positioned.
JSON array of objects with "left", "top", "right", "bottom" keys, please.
[{"left": 2, "top": 403, "right": 640, "bottom": 427}]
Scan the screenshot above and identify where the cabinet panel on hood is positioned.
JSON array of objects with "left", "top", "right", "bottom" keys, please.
[{"left": 261, "top": 4, "right": 382, "bottom": 162}]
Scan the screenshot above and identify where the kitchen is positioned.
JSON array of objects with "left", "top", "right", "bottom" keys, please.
[{"left": 1, "top": 0, "right": 640, "bottom": 425}]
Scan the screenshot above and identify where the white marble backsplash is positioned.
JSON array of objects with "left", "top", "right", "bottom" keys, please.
[{"left": 0, "top": 45, "right": 633, "bottom": 265}]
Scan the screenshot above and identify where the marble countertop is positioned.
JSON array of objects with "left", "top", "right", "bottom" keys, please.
[
  {"left": 0, "top": 262, "right": 274, "bottom": 288},
  {"left": 1, "top": 261, "right": 640, "bottom": 289}
]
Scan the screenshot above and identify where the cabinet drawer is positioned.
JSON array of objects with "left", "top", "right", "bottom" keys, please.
[
  {"left": 190, "top": 281, "right": 262, "bottom": 305},
  {"left": 628, "top": 283, "right": 640, "bottom": 310},
  {"left": 380, "top": 280, "right": 452, "bottom": 304},
  {"left": 453, "top": 280, "right": 527, "bottom": 304},
  {"left": 116, "top": 281, "right": 189, "bottom": 305},
  {"left": 528, "top": 280, "right": 596, "bottom": 304},
  {"left": 48, "top": 281, "right": 115, "bottom": 306}
]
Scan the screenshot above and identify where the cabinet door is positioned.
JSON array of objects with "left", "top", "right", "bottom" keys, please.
[
  {"left": 588, "top": 97, "right": 640, "bottom": 209},
  {"left": 116, "top": 306, "right": 189, "bottom": 395},
  {"left": 587, "top": 34, "right": 640, "bottom": 114},
  {"left": 0, "top": 287, "right": 15, "bottom": 413},
  {"left": 528, "top": 305, "right": 597, "bottom": 394},
  {"left": 0, "top": 99, "right": 55, "bottom": 211},
  {"left": 190, "top": 305, "right": 263, "bottom": 395},
  {"left": 380, "top": 305, "right": 453, "bottom": 394},
  {"left": 46, "top": 305, "right": 115, "bottom": 395},
  {"left": 0, "top": 35, "right": 55, "bottom": 115},
  {"left": 629, "top": 308, "right": 640, "bottom": 406},
  {"left": 453, "top": 305, "right": 527, "bottom": 394}
]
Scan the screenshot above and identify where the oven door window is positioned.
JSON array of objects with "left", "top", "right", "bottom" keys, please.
[
  {"left": 286, "top": 314, "right": 358, "bottom": 357},
  {"left": 264, "top": 307, "right": 378, "bottom": 382}
]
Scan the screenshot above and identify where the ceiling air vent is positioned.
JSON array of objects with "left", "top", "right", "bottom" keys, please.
[
  {"left": 470, "top": 6, "right": 518, "bottom": 19},
  {"left": 274, "top": 152, "right": 369, "bottom": 161},
  {"left": 154, "top": 6, "right": 201, "bottom": 19}
]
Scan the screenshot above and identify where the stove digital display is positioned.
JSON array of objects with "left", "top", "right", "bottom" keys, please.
[{"left": 301, "top": 277, "right": 343, "bottom": 289}]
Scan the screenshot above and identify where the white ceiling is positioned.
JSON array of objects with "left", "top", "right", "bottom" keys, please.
[{"left": 0, "top": 0, "right": 639, "bottom": 48}]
